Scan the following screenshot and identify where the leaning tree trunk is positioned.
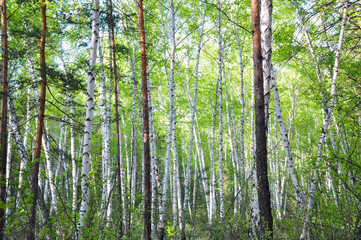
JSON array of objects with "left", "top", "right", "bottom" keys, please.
[
  {"left": 251, "top": 0, "right": 273, "bottom": 238},
  {"left": 77, "top": 0, "right": 99, "bottom": 238},
  {"left": 0, "top": 0, "right": 8, "bottom": 238},
  {"left": 28, "top": 0, "right": 47, "bottom": 238},
  {"left": 300, "top": 2, "right": 348, "bottom": 239}
]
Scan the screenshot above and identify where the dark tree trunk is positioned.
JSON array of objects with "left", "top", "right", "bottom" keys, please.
[
  {"left": 0, "top": 0, "right": 8, "bottom": 239},
  {"left": 137, "top": 0, "right": 151, "bottom": 239},
  {"left": 251, "top": 0, "right": 273, "bottom": 238},
  {"left": 108, "top": 0, "right": 123, "bottom": 237},
  {"left": 28, "top": 0, "right": 47, "bottom": 239}
]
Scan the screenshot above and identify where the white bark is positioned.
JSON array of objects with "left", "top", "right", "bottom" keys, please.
[
  {"left": 171, "top": 118, "right": 181, "bottom": 233},
  {"left": 78, "top": 0, "right": 99, "bottom": 237},
  {"left": 260, "top": 0, "right": 272, "bottom": 125},
  {"left": 158, "top": 1, "right": 176, "bottom": 236},
  {"left": 217, "top": 0, "right": 224, "bottom": 220},
  {"left": 148, "top": 76, "right": 158, "bottom": 239},
  {"left": 194, "top": 124, "right": 210, "bottom": 220},
  {"left": 8, "top": 98, "right": 29, "bottom": 203},
  {"left": 236, "top": 21, "right": 247, "bottom": 204},
  {"left": 42, "top": 130, "right": 58, "bottom": 215},
  {"left": 5, "top": 108, "right": 12, "bottom": 223},
  {"left": 223, "top": 67, "right": 240, "bottom": 216},
  {"left": 299, "top": 2, "right": 348, "bottom": 239},
  {"left": 70, "top": 92, "right": 77, "bottom": 215},
  {"left": 23, "top": 88, "right": 31, "bottom": 149},
  {"left": 59, "top": 39, "right": 77, "bottom": 216},
  {"left": 98, "top": 40, "right": 112, "bottom": 217},
  {"left": 250, "top": 91, "right": 260, "bottom": 236},
  {"left": 271, "top": 72, "right": 304, "bottom": 207}
]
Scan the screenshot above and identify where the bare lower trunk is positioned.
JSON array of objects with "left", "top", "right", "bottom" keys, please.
[
  {"left": 77, "top": 0, "right": 99, "bottom": 237},
  {"left": 0, "top": 1, "right": 8, "bottom": 237},
  {"left": 158, "top": 2, "right": 176, "bottom": 238},
  {"left": 251, "top": 0, "right": 273, "bottom": 237},
  {"left": 28, "top": 1, "right": 47, "bottom": 238}
]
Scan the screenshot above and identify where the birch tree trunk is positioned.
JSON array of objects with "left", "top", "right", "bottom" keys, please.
[
  {"left": 260, "top": 0, "right": 272, "bottom": 127},
  {"left": 300, "top": 3, "right": 348, "bottom": 239},
  {"left": 271, "top": 72, "right": 304, "bottom": 207},
  {"left": 217, "top": 0, "right": 225, "bottom": 221},
  {"left": 59, "top": 39, "right": 77, "bottom": 217},
  {"left": 5, "top": 106, "right": 11, "bottom": 231},
  {"left": 250, "top": 92, "right": 260, "bottom": 236},
  {"left": 179, "top": 5, "right": 206, "bottom": 238},
  {"left": 77, "top": 0, "right": 99, "bottom": 237},
  {"left": 158, "top": 1, "right": 176, "bottom": 238},
  {"left": 42, "top": 131, "right": 57, "bottom": 215},
  {"left": 98, "top": 40, "right": 111, "bottom": 213},
  {"left": 108, "top": 0, "right": 124, "bottom": 236},
  {"left": 8, "top": 98, "right": 28, "bottom": 204},
  {"left": 148, "top": 77, "right": 158, "bottom": 239}
]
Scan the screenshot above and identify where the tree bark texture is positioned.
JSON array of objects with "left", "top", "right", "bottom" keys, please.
[
  {"left": 0, "top": 0, "right": 8, "bottom": 238},
  {"left": 28, "top": 0, "right": 47, "bottom": 238},
  {"left": 108, "top": 0, "right": 123, "bottom": 237},
  {"left": 260, "top": 0, "right": 272, "bottom": 127},
  {"left": 251, "top": 0, "right": 273, "bottom": 238},
  {"left": 137, "top": 0, "right": 151, "bottom": 239},
  {"left": 77, "top": 0, "right": 99, "bottom": 237}
]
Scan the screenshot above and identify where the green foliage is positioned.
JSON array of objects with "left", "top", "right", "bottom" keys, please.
[{"left": 3, "top": 0, "right": 361, "bottom": 239}]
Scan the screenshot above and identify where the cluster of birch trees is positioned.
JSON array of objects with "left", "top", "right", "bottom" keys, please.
[{"left": 0, "top": 0, "right": 361, "bottom": 239}]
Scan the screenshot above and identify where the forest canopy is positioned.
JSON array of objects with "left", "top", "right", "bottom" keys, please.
[{"left": 0, "top": 0, "right": 360, "bottom": 239}]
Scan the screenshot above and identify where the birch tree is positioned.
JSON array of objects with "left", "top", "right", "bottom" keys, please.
[
  {"left": 299, "top": 2, "right": 348, "bottom": 239},
  {"left": 77, "top": 0, "right": 99, "bottom": 237},
  {"left": 158, "top": 1, "right": 176, "bottom": 238}
]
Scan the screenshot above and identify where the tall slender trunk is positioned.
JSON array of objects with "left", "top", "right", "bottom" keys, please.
[
  {"left": 77, "top": 0, "right": 99, "bottom": 237},
  {"left": 271, "top": 74, "right": 304, "bottom": 207},
  {"left": 98, "top": 39, "right": 110, "bottom": 212},
  {"left": 251, "top": 0, "right": 273, "bottom": 237},
  {"left": 299, "top": 3, "right": 348, "bottom": 239},
  {"left": 148, "top": 76, "right": 158, "bottom": 239},
  {"left": 8, "top": 98, "right": 28, "bottom": 197},
  {"left": 70, "top": 92, "right": 77, "bottom": 216},
  {"left": 0, "top": 0, "right": 8, "bottom": 237},
  {"left": 158, "top": 1, "right": 176, "bottom": 238},
  {"left": 179, "top": 5, "right": 207, "bottom": 239},
  {"left": 217, "top": 0, "right": 225, "bottom": 222},
  {"left": 171, "top": 117, "right": 179, "bottom": 234},
  {"left": 137, "top": 0, "right": 151, "bottom": 238},
  {"left": 236, "top": 21, "right": 247, "bottom": 209},
  {"left": 250, "top": 92, "right": 260, "bottom": 236},
  {"left": 108, "top": 0, "right": 123, "bottom": 236},
  {"left": 5, "top": 103, "right": 11, "bottom": 234},
  {"left": 223, "top": 71, "right": 239, "bottom": 216},
  {"left": 59, "top": 39, "right": 77, "bottom": 217},
  {"left": 28, "top": 0, "right": 47, "bottom": 238},
  {"left": 42, "top": 131, "right": 57, "bottom": 215}
]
